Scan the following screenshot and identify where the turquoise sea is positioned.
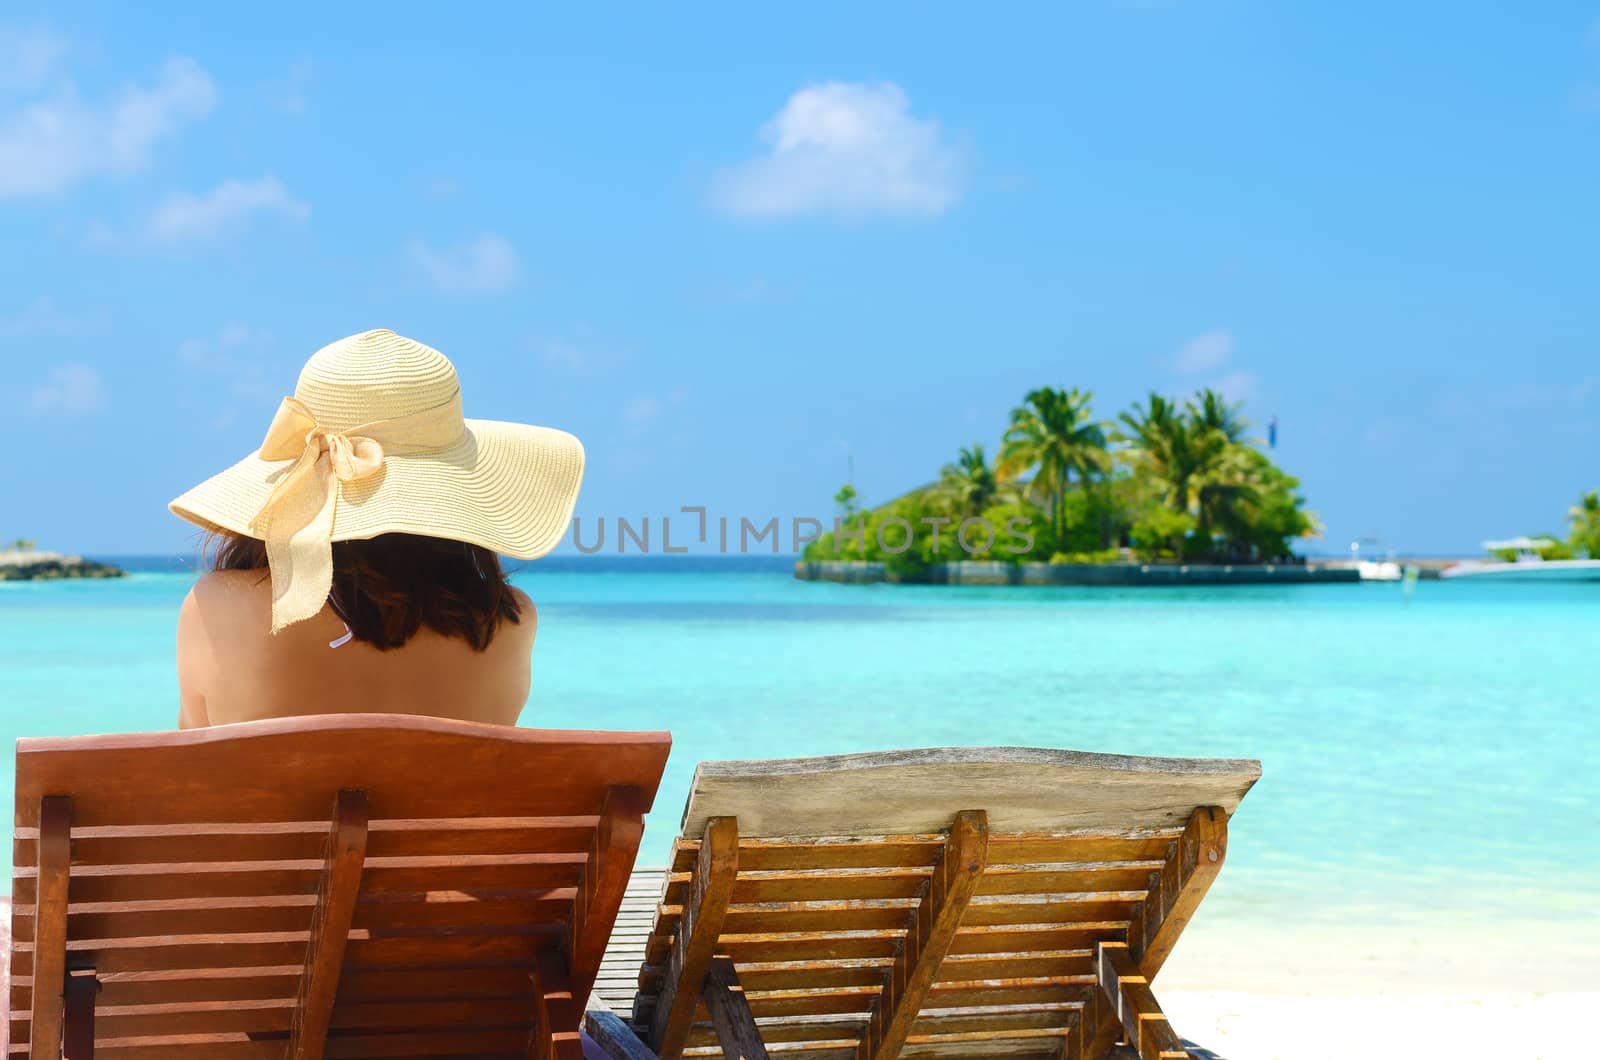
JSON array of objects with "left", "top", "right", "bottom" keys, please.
[{"left": 2, "top": 557, "right": 1596, "bottom": 946}]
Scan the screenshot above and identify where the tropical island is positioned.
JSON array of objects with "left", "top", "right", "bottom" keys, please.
[
  {"left": 0, "top": 540, "right": 125, "bottom": 581},
  {"left": 799, "top": 386, "right": 1333, "bottom": 585}
]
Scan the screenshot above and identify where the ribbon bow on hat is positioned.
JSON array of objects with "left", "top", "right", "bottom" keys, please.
[{"left": 249, "top": 393, "right": 466, "bottom": 632}]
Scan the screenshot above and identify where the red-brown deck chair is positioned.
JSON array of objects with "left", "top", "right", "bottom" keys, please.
[
  {"left": 6, "top": 714, "right": 671, "bottom": 1058},
  {"left": 628, "top": 747, "right": 1259, "bottom": 1060}
]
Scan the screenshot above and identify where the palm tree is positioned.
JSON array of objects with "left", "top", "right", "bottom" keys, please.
[
  {"left": 1192, "top": 444, "right": 1262, "bottom": 557},
  {"left": 999, "top": 388, "right": 1109, "bottom": 537},
  {"left": 833, "top": 483, "right": 859, "bottom": 518},
  {"left": 1188, "top": 388, "right": 1251, "bottom": 443},
  {"left": 1118, "top": 393, "right": 1199, "bottom": 515},
  {"left": 1186, "top": 391, "right": 1261, "bottom": 553},
  {"left": 937, "top": 444, "right": 1009, "bottom": 518},
  {"left": 1570, "top": 490, "right": 1600, "bottom": 557},
  {"left": 1120, "top": 390, "right": 1272, "bottom": 557}
]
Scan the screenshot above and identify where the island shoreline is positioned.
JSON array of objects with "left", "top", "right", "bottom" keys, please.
[
  {"left": 0, "top": 550, "right": 126, "bottom": 581},
  {"left": 796, "top": 558, "right": 1360, "bottom": 585}
]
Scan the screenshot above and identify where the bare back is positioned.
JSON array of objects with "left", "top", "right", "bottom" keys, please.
[{"left": 177, "top": 569, "right": 536, "bottom": 728}]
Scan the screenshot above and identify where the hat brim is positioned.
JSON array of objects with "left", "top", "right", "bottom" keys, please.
[{"left": 169, "top": 419, "right": 584, "bottom": 559}]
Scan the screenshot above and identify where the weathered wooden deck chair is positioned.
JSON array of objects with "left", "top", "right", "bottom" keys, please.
[
  {"left": 6, "top": 714, "right": 671, "bottom": 1058},
  {"left": 626, "top": 747, "right": 1259, "bottom": 1060}
]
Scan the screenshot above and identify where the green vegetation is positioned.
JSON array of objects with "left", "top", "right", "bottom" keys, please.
[
  {"left": 804, "top": 387, "right": 1320, "bottom": 567},
  {"left": 1569, "top": 491, "right": 1600, "bottom": 558},
  {"left": 1491, "top": 491, "right": 1600, "bottom": 560},
  {"left": 1488, "top": 539, "right": 1570, "bottom": 562},
  {"left": 0, "top": 538, "right": 125, "bottom": 580},
  {"left": 999, "top": 388, "right": 1107, "bottom": 539},
  {"left": 0, "top": 556, "right": 125, "bottom": 580}
]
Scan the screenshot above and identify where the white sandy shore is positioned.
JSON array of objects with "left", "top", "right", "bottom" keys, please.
[
  {"left": 3, "top": 897, "right": 1594, "bottom": 1058},
  {"left": 1162, "top": 990, "right": 1593, "bottom": 1060},
  {"left": 1155, "top": 916, "right": 1600, "bottom": 1059}
]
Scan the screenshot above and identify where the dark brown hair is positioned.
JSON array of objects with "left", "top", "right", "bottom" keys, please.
[{"left": 208, "top": 531, "right": 523, "bottom": 651}]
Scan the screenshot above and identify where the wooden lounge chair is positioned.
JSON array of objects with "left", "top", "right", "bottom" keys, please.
[
  {"left": 625, "top": 747, "right": 1259, "bottom": 1060},
  {"left": 6, "top": 713, "right": 671, "bottom": 1059}
]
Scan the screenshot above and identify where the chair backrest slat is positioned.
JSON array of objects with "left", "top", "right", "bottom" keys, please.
[
  {"left": 680, "top": 746, "right": 1260, "bottom": 838},
  {"left": 7, "top": 714, "right": 670, "bottom": 1057},
  {"left": 15, "top": 714, "right": 670, "bottom": 827}
]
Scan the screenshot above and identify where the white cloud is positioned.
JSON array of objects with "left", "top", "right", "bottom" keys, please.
[
  {"left": 1363, "top": 421, "right": 1398, "bottom": 447},
  {"left": 424, "top": 176, "right": 460, "bottom": 198},
  {"left": 544, "top": 339, "right": 590, "bottom": 373},
  {"left": 1170, "top": 328, "right": 1258, "bottom": 401},
  {"left": 622, "top": 390, "right": 687, "bottom": 436},
  {"left": 30, "top": 363, "right": 105, "bottom": 414},
  {"left": 177, "top": 321, "right": 251, "bottom": 367},
  {"left": 625, "top": 395, "right": 661, "bottom": 426},
  {"left": 1173, "top": 329, "right": 1234, "bottom": 374},
  {"left": 690, "top": 275, "right": 797, "bottom": 306},
  {"left": 146, "top": 176, "right": 309, "bottom": 242},
  {"left": 0, "top": 297, "right": 93, "bottom": 338},
  {"left": 409, "top": 233, "right": 520, "bottom": 295},
  {"left": 540, "top": 324, "right": 629, "bottom": 376},
  {"left": 170, "top": 323, "right": 284, "bottom": 428},
  {"left": 711, "top": 81, "right": 965, "bottom": 220},
  {"left": 263, "top": 58, "right": 312, "bottom": 115},
  {"left": 1501, "top": 377, "right": 1597, "bottom": 411},
  {"left": 0, "top": 54, "right": 216, "bottom": 199},
  {"left": 175, "top": 338, "right": 207, "bottom": 365},
  {"left": 1210, "top": 369, "right": 1259, "bottom": 402},
  {"left": 0, "top": 25, "right": 68, "bottom": 92}
]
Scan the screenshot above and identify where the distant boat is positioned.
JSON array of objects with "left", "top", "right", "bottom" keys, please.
[
  {"left": 1441, "top": 538, "right": 1600, "bottom": 582},
  {"left": 1347, "top": 537, "right": 1402, "bottom": 581},
  {"left": 1356, "top": 560, "right": 1403, "bottom": 582}
]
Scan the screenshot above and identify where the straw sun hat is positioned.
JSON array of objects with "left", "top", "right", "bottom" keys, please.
[{"left": 171, "top": 329, "right": 584, "bottom": 632}]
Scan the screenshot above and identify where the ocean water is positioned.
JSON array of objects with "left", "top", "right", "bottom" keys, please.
[{"left": 1, "top": 557, "right": 1596, "bottom": 943}]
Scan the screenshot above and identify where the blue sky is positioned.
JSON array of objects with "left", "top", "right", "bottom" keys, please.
[{"left": 2, "top": 3, "right": 1598, "bottom": 556}]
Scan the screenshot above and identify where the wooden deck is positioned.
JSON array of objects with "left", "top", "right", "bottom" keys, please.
[{"left": 594, "top": 866, "right": 667, "bottom": 1026}]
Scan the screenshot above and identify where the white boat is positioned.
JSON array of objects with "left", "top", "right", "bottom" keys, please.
[
  {"left": 1347, "top": 538, "right": 1402, "bottom": 581},
  {"left": 1441, "top": 538, "right": 1600, "bottom": 582},
  {"left": 1356, "top": 560, "right": 1403, "bottom": 582}
]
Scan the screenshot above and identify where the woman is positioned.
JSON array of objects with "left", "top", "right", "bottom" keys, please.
[{"left": 169, "top": 329, "right": 584, "bottom": 729}]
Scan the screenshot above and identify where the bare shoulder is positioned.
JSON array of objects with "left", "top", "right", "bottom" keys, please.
[
  {"left": 193, "top": 567, "right": 272, "bottom": 597},
  {"left": 507, "top": 585, "right": 538, "bottom": 638},
  {"left": 189, "top": 569, "right": 273, "bottom": 634},
  {"left": 179, "top": 572, "right": 269, "bottom": 704}
]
